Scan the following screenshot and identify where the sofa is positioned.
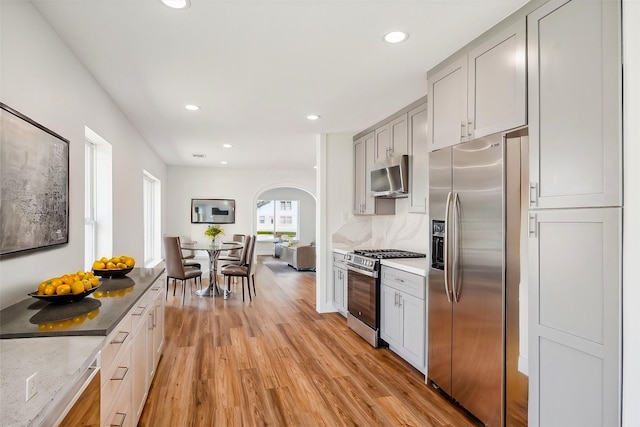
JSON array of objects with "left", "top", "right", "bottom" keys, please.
[{"left": 280, "top": 244, "right": 316, "bottom": 271}]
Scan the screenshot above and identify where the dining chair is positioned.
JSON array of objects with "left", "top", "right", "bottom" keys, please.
[
  {"left": 163, "top": 236, "right": 202, "bottom": 305},
  {"left": 179, "top": 237, "right": 202, "bottom": 270},
  {"left": 217, "top": 234, "right": 245, "bottom": 265},
  {"left": 220, "top": 235, "right": 256, "bottom": 301}
]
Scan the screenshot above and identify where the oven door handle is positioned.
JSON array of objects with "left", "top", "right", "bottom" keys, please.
[{"left": 346, "top": 264, "right": 378, "bottom": 279}]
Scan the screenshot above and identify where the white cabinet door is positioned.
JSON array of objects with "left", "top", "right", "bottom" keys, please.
[
  {"left": 528, "top": 0, "right": 621, "bottom": 209},
  {"left": 132, "top": 311, "right": 150, "bottom": 421},
  {"left": 332, "top": 266, "right": 344, "bottom": 308},
  {"left": 528, "top": 207, "right": 621, "bottom": 427},
  {"left": 400, "top": 291, "right": 425, "bottom": 370},
  {"left": 408, "top": 103, "right": 428, "bottom": 213},
  {"left": 427, "top": 56, "right": 468, "bottom": 152},
  {"left": 380, "top": 284, "right": 402, "bottom": 347},
  {"left": 152, "top": 287, "right": 165, "bottom": 369},
  {"left": 389, "top": 113, "right": 408, "bottom": 157},
  {"left": 374, "top": 125, "right": 390, "bottom": 164},
  {"left": 468, "top": 19, "right": 526, "bottom": 139}
]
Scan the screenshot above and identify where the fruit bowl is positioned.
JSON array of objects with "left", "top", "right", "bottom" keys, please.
[
  {"left": 29, "top": 284, "right": 101, "bottom": 305},
  {"left": 92, "top": 266, "right": 134, "bottom": 278}
]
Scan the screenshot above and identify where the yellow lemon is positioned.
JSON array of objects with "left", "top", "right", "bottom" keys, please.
[
  {"left": 106, "top": 261, "right": 117, "bottom": 269},
  {"left": 71, "top": 281, "right": 85, "bottom": 295},
  {"left": 124, "top": 256, "right": 135, "bottom": 267},
  {"left": 44, "top": 285, "right": 56, "bottom": 295},
  {"left": 37, "top": 282, "right": 48, "bottom": 295},
  {"left": 56, "top": 284, "right": 71, "bottom": 295}
]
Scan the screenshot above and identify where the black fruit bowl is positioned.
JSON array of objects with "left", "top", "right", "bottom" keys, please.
[
  {"left": 92, "top": 266, "right": 134, "bottom": 278},
  {"left": 28, "top": 284, "right": 101, "bottom": 305}
]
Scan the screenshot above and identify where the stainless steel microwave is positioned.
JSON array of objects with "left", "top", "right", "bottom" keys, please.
[{"left": 370, "top": 155, "right": 409, "bottom": 198}]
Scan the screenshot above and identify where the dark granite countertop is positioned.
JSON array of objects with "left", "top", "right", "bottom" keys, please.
[{"left": 0, "top": 267, "right": 165, "bottom": 339}]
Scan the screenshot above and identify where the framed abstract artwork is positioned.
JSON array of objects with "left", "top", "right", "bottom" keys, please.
[{"left": 0, "top": 103, "right": 69, "bottom": 257}]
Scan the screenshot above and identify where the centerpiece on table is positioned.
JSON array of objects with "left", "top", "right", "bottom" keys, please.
[{"left": 204, "top": 224, "right": 224, "bottom": 246}]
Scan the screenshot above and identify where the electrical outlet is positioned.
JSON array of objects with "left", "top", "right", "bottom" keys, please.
[{"left": 25, "top": 372, "right": 38, "bottom": 402}]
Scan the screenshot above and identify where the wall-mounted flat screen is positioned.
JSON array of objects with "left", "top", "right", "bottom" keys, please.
[{"left": 191, "top": 199, "right": 235, "bottom": 224}]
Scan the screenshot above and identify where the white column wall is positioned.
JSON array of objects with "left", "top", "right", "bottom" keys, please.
[
  {"left": 622, "top": 0, "right": 640, "bottom": 425},
  {"left": 0, "top": 1, "right": 167, "bottom": 309}
]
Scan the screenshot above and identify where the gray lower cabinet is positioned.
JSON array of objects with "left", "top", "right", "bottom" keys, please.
[
  {"left": 528, "top": 207, "right": 621, "bottom": 427},
  {"left": 380, "top": 266, "right": 426, "bottom": 373},
  {"left": 528, "top": 0, "right": 621, "bottom": 209},
  {"left": 332, "top": 252, "right": 348, "bottom": 317}
]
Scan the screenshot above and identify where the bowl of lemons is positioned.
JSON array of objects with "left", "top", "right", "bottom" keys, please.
[
  {"left": 92, "top": 255, "right": 136, "bottom": 278},
  {"left": 29, "top": 271, "right": 102, "bottom": 304}
]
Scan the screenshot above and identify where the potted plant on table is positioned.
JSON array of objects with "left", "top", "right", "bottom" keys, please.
[{"left": 204, "top": 225, "right": 224, "bottom": 246}]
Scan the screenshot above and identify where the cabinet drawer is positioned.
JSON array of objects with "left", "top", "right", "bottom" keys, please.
[
  {"left": 101, "top": 314, "right": 132, "bottom": 379},
  {"left": 381, "top": 267, "right": 425, "bottom": 300},
  {"left": 101, "top": 340, "right": 132, "bottom": 425},
  {"left": 333, "top": 253, "right": 348, "bottom": 269},
  {"left": 103, "top": 361, "right": 132, "bottom": 427},
  {"left": 130, "top": 292, "right": 152, "bottom": 332}
]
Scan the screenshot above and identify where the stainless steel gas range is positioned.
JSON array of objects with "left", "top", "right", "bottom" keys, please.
[{"left": 345, "top": 249, "right": 426, "bottom": 347}]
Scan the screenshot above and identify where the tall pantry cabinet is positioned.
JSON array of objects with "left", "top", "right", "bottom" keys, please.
[{"left": 527, "top": 0, "right": 622, "bottom": 426}]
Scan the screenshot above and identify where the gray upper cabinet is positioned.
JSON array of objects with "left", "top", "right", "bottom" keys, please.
[
  {"left": 408, "top": 103, "right": 428, "bottom": 213},
  {"left": 468, "top": 19, "right": 526, "bottom": 139},
  {"left": 374, "top": 114, "right": 408, "bottom": 163},
  {"left": 528, "top": 0, "right": 621, "bottom": 209},
  {"left": 427, "top": 19, "right": 526, "bottom": 152},
  {"left": 354, "top": 132, "right": 394, "bottom": 215},
  {"left": 427, "top": 56, "right": 468, "bottom": 152}
]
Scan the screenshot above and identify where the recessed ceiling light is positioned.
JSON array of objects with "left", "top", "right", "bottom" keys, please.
[
  {"left": 383, "top": 31, "right": 409, "bottom": 44},
  {"left": 220, "top": 161, "right": 228, "bottom": 165},
  {"left": 185, "top": 104, "right": 200, "bottom": 111},
  {"left": 222, "top": 144, "right": 232, "bottom": 148},
  {"left": 306, "top": 114, "right": 320, "bottom": 120},
  {"left": 314, "top": 166, "right": 317, "bottom": 169},
  {"left": 161, "top": 0, "right": 191, "bottom": 9}
]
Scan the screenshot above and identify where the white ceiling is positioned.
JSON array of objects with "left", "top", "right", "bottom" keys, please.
[{"left": 31, "top": 0, "right": 529, "bottom": 169}]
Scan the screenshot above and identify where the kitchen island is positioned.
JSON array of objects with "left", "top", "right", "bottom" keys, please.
[{"left": 0, "top": 266, "right": 165, "bottom": 427}]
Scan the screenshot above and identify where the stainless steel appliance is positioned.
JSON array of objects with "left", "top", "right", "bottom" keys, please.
[
  {"left": 428, "top": 130, "right": 529, "bottom": 426},
  {"left": 346, "top": 249, "right": 426, "bottom": 347},
  {"left": 370, "top": 155, "right": 409, "bottom": 197}
]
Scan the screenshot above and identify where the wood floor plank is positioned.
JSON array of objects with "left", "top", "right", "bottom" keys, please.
[{"left": 139, "top": 256, "right": 481, "bottom": 427}]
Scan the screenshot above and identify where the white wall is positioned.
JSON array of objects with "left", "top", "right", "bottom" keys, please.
[
  {"left": 0, "top": 1, "right": 167, "bottom": 309},
  {"left": 317, "top": 133, "right": 354, "bottom": 312},
  {"left": 622, "top": 0, "right": 640, "bottom": 424},
  {"left": 165, "top": 166, "right": 315, "bottom": 257}
]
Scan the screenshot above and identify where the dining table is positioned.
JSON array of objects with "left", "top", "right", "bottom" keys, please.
[{"left": 180, "top": 241, "right": 243, "bottom": 298}]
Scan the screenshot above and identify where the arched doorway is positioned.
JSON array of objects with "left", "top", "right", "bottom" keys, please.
[{"left": 253, "top": 186, "right": 316, "bottom": 256}]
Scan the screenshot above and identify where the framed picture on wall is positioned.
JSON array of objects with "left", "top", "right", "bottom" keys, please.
[
  {"left": 0, "top": 103, "right": 69, "bottom": 257},
  {"left": 191, "top": 199, "right": 236, "bottom": 224}
]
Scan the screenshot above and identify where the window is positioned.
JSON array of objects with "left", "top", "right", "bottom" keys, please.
[
  {"left": 84, "top": 127, "right": 112, "bottom": 270},
  {"left": 84, "top": 140, "right": 97, "bottom": 270},
  {"left": 143, "top": 171, "right": 162, "bottom": 266},
  {"left": 257, "top": 199, "right": 299, "bottom": 240}
]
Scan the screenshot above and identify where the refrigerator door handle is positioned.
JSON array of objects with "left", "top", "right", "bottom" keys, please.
[
  {"left": 452, "top": 192, "right": 461, "bottom": 303},
  {"left": 443, "top": 191, "right": 453, "bottom": 303}
]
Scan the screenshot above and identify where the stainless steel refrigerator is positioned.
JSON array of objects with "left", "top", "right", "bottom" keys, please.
[{"left": 428, "top": 131, "right": 529, "bottom": 426}]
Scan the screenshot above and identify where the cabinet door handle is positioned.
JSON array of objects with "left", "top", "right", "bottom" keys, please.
[
  {"left": 111, "top": 366, "right": 129, "bottom": 381},
  {"left": 111, "top": 412, "right": 127, "bottom": 427},
  {"left": 529, "top": 214, "right": 538, "bottom": 238},
  {"left": 111, "top": 331, "right": 129, "bottom": 345},
  {"left": 394, "top": 277, "right": 405, "bottom": 283},
  {"left": 467, "top": 120, "right": 473, "bottom": 136},
  {"left": 460, "top": 120, "right": 466, "bottom": 139},
  {"left": 132, "top": 306, "right": 146, "bottom": 316},
  {"left": 529, "top": 182, "right": 538, "bottom": 207},
  {"left": 398, "top": 294, "right": 403, "bottom": 307}
]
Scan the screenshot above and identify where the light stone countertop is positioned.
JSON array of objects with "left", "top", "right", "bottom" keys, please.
[
  {"left": 380, "top": 257, "right": 429, "bottom": 277},
  {"left": 0, "top": 335, "right": 104, "bottom": 427}
]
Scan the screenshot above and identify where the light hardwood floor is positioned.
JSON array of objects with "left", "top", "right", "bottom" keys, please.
[{"left": 139, "top": 256, "right": 480, "bottom": 427}]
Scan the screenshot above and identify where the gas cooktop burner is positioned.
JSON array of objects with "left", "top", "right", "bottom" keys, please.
[{"left": 352, "top": 249, "right": 426, "bottom": 259}]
